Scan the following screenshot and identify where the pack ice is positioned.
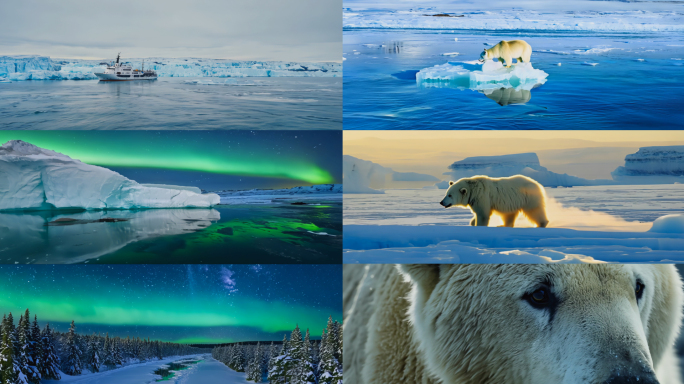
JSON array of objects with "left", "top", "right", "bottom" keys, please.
[
  {"left": 417, "top": 61, "right": 548, "bottom": 91},
  {"left": 0, "top": 140, "right": 219, "bottom": 210}
]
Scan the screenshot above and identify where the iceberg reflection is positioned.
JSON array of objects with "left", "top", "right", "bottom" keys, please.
[{"left": 0, "top": 209, "right": 220, "bottom": 263}]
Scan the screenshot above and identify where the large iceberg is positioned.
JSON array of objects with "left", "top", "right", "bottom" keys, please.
[
  {"left": 417, "top": 61, "right": 548, "bottom": 91},
  {"left": 612, "top": 146, "right": 684, "bottom": 183},
  {"left": 439, "top": 153, "right": 611, "bottom": 188},
  {"left": 0, "top": 140, "right": 219, "bottom": 210},
  {"left": 0, "top": 55, "right": 342, "bottom": 80},
  {"left": 344, "top": 155, "right": 439, "bottom": 193}
]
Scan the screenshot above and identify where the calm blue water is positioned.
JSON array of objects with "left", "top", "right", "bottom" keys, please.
[
  {"left": 343, "top": 30, "right": 684, "bottom": 129},
  {"left": 0, "top": 77, "right": 341, "bottom": 130}
]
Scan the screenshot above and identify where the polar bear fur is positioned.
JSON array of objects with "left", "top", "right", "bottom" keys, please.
[
  {"left": 344, "top": 264, "right": 684, "bottom": 384},
  {"left": 479, "top": 39, "right": 533, "bottom": 68},
  {"left": 439, "top": 174, "right": 548, "bottom": 228}
]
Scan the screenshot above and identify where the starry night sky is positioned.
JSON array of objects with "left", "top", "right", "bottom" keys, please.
[
  {"left": 0, "top": 131, "right": 341, "bottom": 191},
  {"left": 0, "top": 264, "right": 342, "bottom": 344}
]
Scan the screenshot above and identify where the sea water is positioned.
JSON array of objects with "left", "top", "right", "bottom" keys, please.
[
  {"left": 343, "top": 30, "right": 684, "bottom": 129},
  {"left": 0, "top": 77, "right": 341, "bottom": 130}
]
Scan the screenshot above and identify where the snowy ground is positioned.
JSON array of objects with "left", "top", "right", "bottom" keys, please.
[
  {"left": 40, "top": 354, "right": 250, "bottom": 384},
  {"left": 344, "top": 187, "right": 684, "bottom": 262}
]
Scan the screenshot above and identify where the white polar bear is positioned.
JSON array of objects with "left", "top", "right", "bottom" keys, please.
[
  {"left": 479, "top": 40, "right": 533, "bottom": 68},
  {"left": 344, "top": 264, "right": 684, "bottom": 384},
  {"left": 439, "top": 174, "right": 549, "bottom": 228}
]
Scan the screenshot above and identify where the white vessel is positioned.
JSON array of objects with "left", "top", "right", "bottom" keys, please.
[{"left": 94, "top": 53, "right": 157, "bottom": 81}]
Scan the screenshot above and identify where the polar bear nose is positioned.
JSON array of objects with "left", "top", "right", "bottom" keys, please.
[{"left": 602, "top": 370, "right": 659, "bottom": 384}]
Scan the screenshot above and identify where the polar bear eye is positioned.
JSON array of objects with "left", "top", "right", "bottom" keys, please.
[
  {"left": 523, "top": 283, "right": 555, "bottom": 310},
  {"left": 531, "top": 288, "right": 549, "bottom": 304},
  {"left": 635, "top": 281, "right": 645, "bottom": 302}
]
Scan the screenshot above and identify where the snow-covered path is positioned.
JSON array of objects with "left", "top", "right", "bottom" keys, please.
[{"left": 168, "top": 358, "right": 250, "bottom": 384}]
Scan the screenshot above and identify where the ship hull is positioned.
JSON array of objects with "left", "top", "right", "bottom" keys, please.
[{"left": 95, "top": 73, "right": 157, "bottom": 81}]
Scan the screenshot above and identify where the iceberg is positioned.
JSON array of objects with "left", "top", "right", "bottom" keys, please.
[
  {"left": 344, "top": 155, "right": 439, "bottom": 193},
  {"left": 216, "top": 184, "right": 342, "bottom": 205},
  {"left": 417, "top": 61, "right": 548, "bottom": 91},
  {"left": 0, "top": 140, "right": 219, "bottom": 210},
  {"left": 0, "top": 55, "right": 342, "bottom": 80},
  {"left": 440, "top": 153, "right": 612, "bottom": 188},
  {"left": 612, "top": 146, "right": 684, "bottom": 184}
]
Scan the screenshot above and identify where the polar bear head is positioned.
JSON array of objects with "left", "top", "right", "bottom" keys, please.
[
  {"left": 399, "top": 264, "right": 683, "bottom": 384},
  {"left": 440, "top": 178, "right": 479, "bottom": 209}
]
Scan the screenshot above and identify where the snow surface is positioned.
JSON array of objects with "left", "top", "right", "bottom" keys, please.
[
  {"left": 0, "top": 209, "right": 220, "bottom": 263},
  {"left": 417, "top": 61, "right": 548, "bottom": 91},
  {"left": 216, "top": 184, "right": 342, "bottom": 205},
  {"left": 343, "top": 3, "right": 684, "bottom": 32},
  {"left": 0, "top": 56, "right": 341, "bottom": 80},
  {"left": 650, "top": 215, "right": 684, "bottom": 234},
  {"left": 42, "top": 355, "right": 246, "bottom": 384},
  {"left": 0, "top": 140, "right": 219, "bottom": 210},
  {"left": 344, "top": 155, "right": 438, "bottom": 193}
]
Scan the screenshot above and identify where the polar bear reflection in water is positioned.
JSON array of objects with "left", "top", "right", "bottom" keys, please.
[
  {"left": 439, "top": 174, "right": 549, "bottom": 228},
  {"left": 344, "top": 264, "right": 684, "bottom": 384}
]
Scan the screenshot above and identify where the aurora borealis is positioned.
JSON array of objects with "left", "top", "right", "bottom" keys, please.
[
  {"left": 0, "top": 131, "right": 341, "bottom": 190},
  {"left": 0, "top": 264, "right": 342, "bottom": 344}
]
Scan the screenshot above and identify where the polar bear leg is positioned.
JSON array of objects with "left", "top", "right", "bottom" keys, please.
[
  {"left": 504, "top": 55, "right": 513, "bottom": 68},
  {"left": 524, "top": 207, "right": 549, "bottom": 228},
  {"left": 501, "top": 212, "right": 518, "bottom": 227},
  {"left": 473, "top": 207, "right": 491, "bottom": 227},
  {"left": 469, "top": 216, "right": 477, "bottom": 226}
]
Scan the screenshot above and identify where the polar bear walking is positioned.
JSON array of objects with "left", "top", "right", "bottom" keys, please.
[
  {"left": 479, "top": 39, "right": 533, "bottom": 68},
  {"left": 344, "top": 264, "right": 684, "bottom": 384},
  {"left": 439, "top": 174, "right": 549, "bottom": 228}
]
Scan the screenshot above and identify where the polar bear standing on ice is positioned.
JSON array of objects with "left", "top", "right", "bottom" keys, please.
[
  {"left": 439, "top": 174, "right": 549, "bottom": 228},
  {"left": 344, "top": 264, "right": 684, "bottom": 384},
  {"left": 479, "top": 40, "right": 533, "bottom": 68}
]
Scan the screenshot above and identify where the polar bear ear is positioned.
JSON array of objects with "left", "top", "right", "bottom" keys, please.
[
  {"left": 398, "top": 264, "right": 440, "bottom": 297},
  {"left": 460, "top": 188, "right": 467, "bottom": 194},
  {"left": 449, "top": 181, "right": 455, "bottom": 186}
]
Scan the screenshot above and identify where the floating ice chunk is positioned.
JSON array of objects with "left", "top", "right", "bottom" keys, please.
[
  {"left": 582, "top": 62, "right": 599, "bottom": 66},
  {"left": 417, "top": 61, "right": 548, "bottom": 91},
  {"left": 649, "top": 215, "right": 684, "bottom": 234},
  {"left": 0, "top": 140, "right": 219, "bottom": 210},
  {"left": 454, "top": 38, "right": 458, "bottom": 41},
  {"left": 442, "top": 52, "right": 459, "bottom": 56},
  {"left": 556, "top": 63, "right": 562, "bottom": 66},
  {"left": 635, "top": 58, "right": 645, "bottom": 62}
]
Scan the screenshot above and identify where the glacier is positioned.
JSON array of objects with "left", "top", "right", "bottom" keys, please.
[
  {"left": 216, "top": 184, "right": 342, "bottom": 204},
  {"left": 417, "top": 61, "right": 548, "bottom": 91},
  {"left": 0, "top": 55, "right": 341, "bottom": 81},
  {"left": 344, "top": 155, "right": 439, "bottom": 193},
  {"left": 439, "top": 153, "right": 610, "bottom": 188},
  {"left": 0, "top": 140, "right": 219, "bottom": 210}
]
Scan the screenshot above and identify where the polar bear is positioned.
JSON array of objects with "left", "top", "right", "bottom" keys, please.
[
  {"left": 479, "top": 40, "right": 533, "bottom": 68},
  {"left": 344, "top": 264, "right": 684, "bottom": 384},
  {"left": 439, "top": 174, "right": 548, "bottom": 228}
]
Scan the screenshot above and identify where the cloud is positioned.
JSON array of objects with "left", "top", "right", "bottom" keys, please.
[{"left": 220, "top": 267, "right": 238, "bottom": 292}]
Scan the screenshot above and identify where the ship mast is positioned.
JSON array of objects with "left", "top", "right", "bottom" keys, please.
[{"left": 116, "top": 52, "right": 120, "bottom": 65}]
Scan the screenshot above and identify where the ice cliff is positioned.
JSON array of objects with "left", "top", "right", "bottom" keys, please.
[
  {"left": 344, "top": 155, "right": 439, "bottom": 193},
  {"left": 612, "top": 146, "right": 684, "bottom": 183},
  {"left": 417, "top": 61, "right": 548, "bottom": 91},
  {"left": 439, "top": 153, "right": 607, "bottom": 188},
  {"left": 0, "top": 140, "right": 219, "bottom": 210},
  {"left": 0, "top": 56, "right": 342, "bottom": 80}
]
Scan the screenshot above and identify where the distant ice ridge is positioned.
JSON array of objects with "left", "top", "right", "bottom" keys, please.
[
  {"left": 0, "top": 140, "right": 219, "bottom": 210},
  {"left": 0, "top": 56, "right": 342, "bottom": 80},
  {"left": 343, "top": 7, "right": 684, "bottom": 32},
  {"left": 344, "top": 155, "right": 439, "bottom": 193},
  {"left": 417, "top": 61, "right": 548, "bottom": 91},
  {"left": 612, "top": 146, "right": 684, "bottom": 183},
  {"left": 438, "top": 153, "right": 609, "bottom": 188},
  {"left": 216, "top": 184, "right": 342, "bottom": 205}
]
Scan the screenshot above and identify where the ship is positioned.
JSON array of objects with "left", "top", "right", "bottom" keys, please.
[{"left": 94, "top": 53, "right": 157, "bottom": 81}]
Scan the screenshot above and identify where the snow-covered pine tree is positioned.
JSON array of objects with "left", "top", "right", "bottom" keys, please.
[
  {"left": 112, "top": 339, "right": 123, "bottom": 366},
  {"left": 85, "top": 334, "right": 100, "bottom": 373},
  {"left": 62, "top": 321, "right": 82, "bottom": 375},
  {"left": 295, "top": 329, "right": 316, "bottom": 384},
  {"left": 268, "top": 335, "right": 289, "bottom": 384},
  {"left": 287, "top": 325, "right": 306, "bottom": 384},
  {"left": 267, "top": 341, "right": 276, "bottom": 373},
  {"left": 246, "top": 342, "right": 262, "bottom": 382},
  {"left": 39, "top": 324, "right": 60, "bottom": 380},
  {"left": 27, "top": 315, "right": 41, "bottom": 384},
  {"left": 230, "top": 343, "right": 246, "bottom": 372},
  {"left": 1, "top": 313, "right": 29, "bottom": 384},
  {"left": 318, "top": 329, "right": 342, "bottom": 384},
  {"left": 15, "top": 314, "right": 31, "bottom": 384}
]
